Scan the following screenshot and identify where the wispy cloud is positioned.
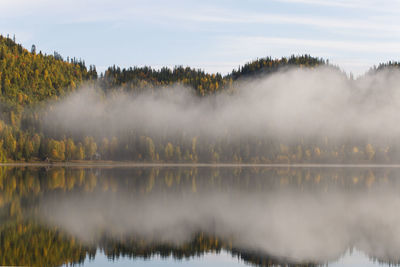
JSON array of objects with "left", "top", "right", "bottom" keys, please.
[
  {"left": 1, "top": 0, "right": 399, "bottom": 76},
  {"left": 175, "top": 12, "right": 400, "bottom": 36},
  {"left": 274, "top": 0, "right": 400, "bottom": 13},
  {"left": 274, "top": 0, "right": 368, "bottom": 8},
  {"left": 2, "top": 0, "right": 397, "bottom": 32},
  {"left": 2, "top": 0, "right": 399, "bottom": 38},
  {"left": 222, "top": 36, "right": 400, "bottom": 54}
]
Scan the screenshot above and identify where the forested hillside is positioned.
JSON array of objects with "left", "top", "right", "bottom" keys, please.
[
  {"left": 229, "top": 54, "right": 326, "bottom": 80},
  {"left": 0, "top": 34, "right": 398, "bottom": 163},
  {"left": 0, "top": 35, "right": 98, "bottom": 161},
  {"left": 102, "top": 65, "right": 227, "bottom": 96},
  {"left": 0, "top": 35, "right": 97, "bottom": 105},
  {"left": 100, "top": 55, "right": 327, "bottom": 95}
]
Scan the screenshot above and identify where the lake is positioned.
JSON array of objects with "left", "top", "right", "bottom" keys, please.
[{"left": 1, "top": 165, "right": 400, "bottom": 266}]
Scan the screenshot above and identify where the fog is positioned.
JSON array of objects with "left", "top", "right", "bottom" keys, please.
[
  {"left": 43, "top": 67, "right": 400, "bottom": 141},
  {"left": 38, "top": 177, "right": 400, "bottom": 264}
]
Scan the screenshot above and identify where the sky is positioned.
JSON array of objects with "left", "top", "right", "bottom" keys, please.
[{"left": 1, "top": 0, "right": 400, "bottom": 76}]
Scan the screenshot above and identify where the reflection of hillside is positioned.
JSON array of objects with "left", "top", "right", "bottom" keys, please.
[
  {"left": 0, "top": 221, "right": 322, "bottom": 267},
  {"left": 0, "top": 221, "right": 93, "bottom": 267},
  {"left": 2, "top": 166, "right": 400, "bottom": 266},
  {"left": 3, "top": 221, "right": 398, "bottom": 267},
  {"left": 97, "top": 233, "right": 323, "bottom": 267},
  {"left": 1, "top": 166, "right": 400, "bottom": 221}
]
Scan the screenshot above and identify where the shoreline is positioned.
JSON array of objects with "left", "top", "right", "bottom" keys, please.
[{"left": 1, "top": 162, "right": 400, "bottom": 168}]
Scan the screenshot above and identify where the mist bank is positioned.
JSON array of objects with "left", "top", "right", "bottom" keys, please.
[
  {"left": 43, "top": 67, "right": 400, "bottom": 140},
  {"left": 27, "top": 66, "right": 400, "bottom": 163}
]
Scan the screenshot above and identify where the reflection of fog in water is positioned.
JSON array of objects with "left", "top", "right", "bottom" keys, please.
[{"left": 38, "top": 167, "right": 400, "bottom": 265}]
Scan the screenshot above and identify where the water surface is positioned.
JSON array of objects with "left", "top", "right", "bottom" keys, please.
[{"left": 1, "top": 165, "right": 400, "bottom": 266}]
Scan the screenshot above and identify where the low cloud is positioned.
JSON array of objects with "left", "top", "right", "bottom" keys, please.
[{"left": 43, "top": 67, "right": 400, "bottom": 144}]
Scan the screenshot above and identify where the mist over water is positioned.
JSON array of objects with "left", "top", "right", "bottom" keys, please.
[
  {"left": 43, "top": 67, "right": 400, "bottom": 141},
  {"left": 37, "top": 167, "right": 400, "bottom": 264}
]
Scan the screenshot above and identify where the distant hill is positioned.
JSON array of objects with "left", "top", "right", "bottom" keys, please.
[
  {"left": 0, "top": 35, "right": 334, "bottom": 100},
  {"left": 228, "top": 54, "right": 328, "bottom": 80},
  {"left": 101, "top": 65, "right": 226, "bottom": 96},
  {"left": 100, "top": 54, "right": 329, "bottom": 95}
]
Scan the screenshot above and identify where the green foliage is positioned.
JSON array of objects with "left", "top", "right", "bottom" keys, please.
[
  {"left": 229, "top": 54, "right": 327, "bottom": 80},
  {"left": 101, "top": 65, "right": 226, "bottom": 95},
  {"left": 100, "top": 55, "right": 327, "bottom": 96}
]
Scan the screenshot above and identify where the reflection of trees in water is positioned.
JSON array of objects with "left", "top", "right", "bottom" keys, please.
[
  {"left": 98, "top": 233, "right": 325, "bottom": 267},
  {"left": 0, "top": 222, "right": 322, "bottom": 267},
  {"left": 1, "top": 166, "right": 399, "bottom": 209},
  {"left": 2, "top": 166, "right": 400, "bottom": 266},
  {"left": 4, "top": 221, "right": 397, "bottom": 267},
  {"left": 0, "top": 222, "right": 94, "bottom": 267}
]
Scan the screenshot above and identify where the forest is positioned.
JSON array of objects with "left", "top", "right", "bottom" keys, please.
[{"left": 0, "top": 34, "right": 399, "bottom": 163}]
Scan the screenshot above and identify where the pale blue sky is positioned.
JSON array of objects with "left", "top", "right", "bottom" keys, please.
[{"left": 1, "top": 0, "right": 400, "bottom": 75}]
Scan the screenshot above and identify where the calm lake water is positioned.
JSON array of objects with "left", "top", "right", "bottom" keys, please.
[{"left": 2, "top": 165, "right": 400, "bottom": 266}]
